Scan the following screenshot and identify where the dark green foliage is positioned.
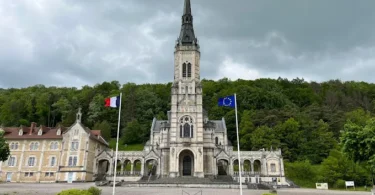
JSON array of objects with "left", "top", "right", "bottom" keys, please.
[
  {"left": 0, "top": 131, "right": 10, "bottom": 162},
  {"left": 285, "top": 160, "right": 319, "bottom": 188},
  {"left": 122, "top": 120, "right": 142, "bottom": 145},
  {"left": 92, "top": 121, "right": 111, "bottom": 141},
  {"left": 1, "top": 78, "right": 375, "bottom": 166},
  {"left": 87, "top": 187, "right": 102, "bottom": 195}
]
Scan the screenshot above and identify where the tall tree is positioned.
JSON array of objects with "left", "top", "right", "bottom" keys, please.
[
  {"left": 92, "top": 121, "right": 112, "bottom": 141},
  {"left": 0, "top": 131, "right": 10, "bottom": 162}
]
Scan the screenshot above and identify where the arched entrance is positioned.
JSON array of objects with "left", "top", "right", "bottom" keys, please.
[
  {"left": 97, "top": 159, "right": 110, "bottom": 174},
  {"left": 144, "top": 159, "right": 158, "bottom": 176},
  {"left": 217, "top": 159, "right": 229, "bottom": 175},
  {"left": 96, "top": 159, "right": 110, "bottom": 181},
  {"left": 179, "top": 150, "right": 194, "bottom": 176}
]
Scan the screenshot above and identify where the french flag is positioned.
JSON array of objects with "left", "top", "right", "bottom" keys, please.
[{"left": 105, "top": 96, "right": 120, "bottom": 108}]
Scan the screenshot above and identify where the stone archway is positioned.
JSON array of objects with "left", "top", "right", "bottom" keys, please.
[
  {"left": 97, "top": 159, "right": 110, "bottom": 174},
  {"left": 179, "top": 149, "right": 194, "bottom": 176},
  {"left": 217, "top": 159, "right": 229, "bottom": 175},
  {"left": 144, "top": 159, "right": 158, "bottom": 176},
  {"left": 96, "top": 159, "right": 110, "bottom": 181}
]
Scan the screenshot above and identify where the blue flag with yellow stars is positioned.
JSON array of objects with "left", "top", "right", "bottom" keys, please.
[{"left": 218, "top": 95, "right": 235, "bottom": 108}]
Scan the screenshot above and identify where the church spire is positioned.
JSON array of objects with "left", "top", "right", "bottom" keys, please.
[
  {"left": 183, "top": 0, "right": 191, "bottom": 15},
  {"left": 177, "top": 0, "right": 198, "bottom": 46}
]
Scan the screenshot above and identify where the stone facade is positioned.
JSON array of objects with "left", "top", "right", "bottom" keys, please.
[
  {"left": 95, "top": 0, "right": 287, "bottom": 185},
  {"left": 0, "top": 109, "right": 109, "bottom": 183}
]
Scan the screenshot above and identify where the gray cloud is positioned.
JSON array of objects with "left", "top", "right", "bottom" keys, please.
[{"left": 0, "top": 0, "right": 374, "bottom": 88}]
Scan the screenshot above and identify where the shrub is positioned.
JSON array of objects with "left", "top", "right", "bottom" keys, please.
[
  {"left": 88, "top": 187, "right": 102, "bottom": 195},
  {"left": 334, "top": 179, "right": 346, "bottom": 189},
  {"left": 56, "top": 189, "right": 92, "bottom": 195}
]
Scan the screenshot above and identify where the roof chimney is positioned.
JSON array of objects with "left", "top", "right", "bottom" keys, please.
[{"left": 29, "top": 122, "right": 37, "bottom": 135}]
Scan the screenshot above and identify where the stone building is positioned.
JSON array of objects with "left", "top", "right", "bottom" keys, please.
[
  {"left": 96, "top": 0, "right": 287, "bottom": 185},
  {"left": 0, "top": 109, "right": 108, "bottom": 183}
]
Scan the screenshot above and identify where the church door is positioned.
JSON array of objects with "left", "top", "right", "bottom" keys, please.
[{"left": 182, "top": 156, "right": 192, "bottom": 176}]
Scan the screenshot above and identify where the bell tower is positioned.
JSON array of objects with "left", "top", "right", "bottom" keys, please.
[{"left": 169, "top": 0, "right": 204, "bottom": 178}]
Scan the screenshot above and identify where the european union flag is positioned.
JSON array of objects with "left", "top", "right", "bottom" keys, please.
[{"left": 218, "top": 95, "right": 235, "bottom": 108}]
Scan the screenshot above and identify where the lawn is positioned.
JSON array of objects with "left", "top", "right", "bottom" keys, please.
[{"left": 108, "top": 138, "right": 144, "bottom": 151}]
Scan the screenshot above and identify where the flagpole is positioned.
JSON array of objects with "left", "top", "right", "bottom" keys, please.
[
  {"left": 112, "top": 92, "right": 122, "bottom": 195},
  {"left": 234, "top": 93, "right": 243, "bottom": 195}
]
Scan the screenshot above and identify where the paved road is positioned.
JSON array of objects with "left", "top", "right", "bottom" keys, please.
[{"left": 0, "top": 183, "right": 371, "bottom": 195}]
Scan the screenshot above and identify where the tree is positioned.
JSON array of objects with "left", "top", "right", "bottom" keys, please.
[
  {"left": 0, "top": 131, "right": 10, "bottom": 162},
  {"left": 92, "top": 121, "right": 112, "bottom": 141},
  {"left": 341, "top": 117, "right": 375, "bottom": 184},
  {"left": 239, "top": 110, "right": 255, "bottom": 150},
  {"left": 122, "top": 120, "right": 142, "bottom": 145}
]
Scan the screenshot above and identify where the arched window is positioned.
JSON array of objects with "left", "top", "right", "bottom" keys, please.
[
  {"left": 215, "top": 137, "right": 219, "bottom": 145},
  {"left": 50, "top": 142, "right": 58, "bottom": 150},
  {"left": 180, "top": 116, "right": 194, "bottom": 138},
  {"left": 183, "top": 123, "right": 190, "bottom": 137},
  {"left": 30, "top": 142, "right": 39, "bottom": 151},
  {"left": 187, "top": 63, "right": 192, "bottom": 77},
  {"left": 182, "top": 63, "right": 187, "bottom": 78}
]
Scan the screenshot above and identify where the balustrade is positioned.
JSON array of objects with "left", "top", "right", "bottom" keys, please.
[
  {"left": 109, "top": 171, "right": 142, "bottom": 177},
  {"left": 233, "top": 171, "right": 262, "bottom": 176}
]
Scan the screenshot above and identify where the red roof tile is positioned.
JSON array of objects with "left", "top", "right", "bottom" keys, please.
[{"left": 3, "top": 125, "right": 63, "bottom": 140}]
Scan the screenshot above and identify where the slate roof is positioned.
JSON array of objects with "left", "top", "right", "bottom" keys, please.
[
  {"left": 152, "top": 120, "right": 169, "bottom": 132},
  {"left": 209, "top": 120, "right": 226, "bottom": 132},
  {"left": 177, "top": 0, "right": 198, "bottom": 46}
]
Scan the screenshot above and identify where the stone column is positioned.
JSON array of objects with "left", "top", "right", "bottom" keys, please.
[
  {"left": 229, "top": 159, "right": 233, "bottom": 176},
  {"left": 241, "top": 161, "right": 244, "bottom": 176},
  {"left": 157, "top": 158, "right": 161, "bottom": 175},
  {"left": 130, "top": 162, "right": 134, "bottom": 175},
  {"left": 140, "top": 159, "right": 145, "bottom": 176},
  {"left": 251, "top": 161, "right": 254, "bottom": 175},
  {"left": 108, "top": 160, "right": 113, "bottom": 175},
  {"left": 120, "top": 161, "right": 124, "bottom": 175},
  {"left": 280, "top": 158, "right": 285, "bottom": 177}
]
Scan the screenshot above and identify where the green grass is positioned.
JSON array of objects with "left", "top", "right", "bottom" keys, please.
[
  {"left": 109, "top": 139, "right": 144, "bottom": 151},
  {"left": 331, "top": 186, "right": 372, "bottom": 192}
]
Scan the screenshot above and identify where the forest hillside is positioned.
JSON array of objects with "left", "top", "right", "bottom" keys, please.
[{"left": 1, "top": 77, "right": 374, "bottom": 187}]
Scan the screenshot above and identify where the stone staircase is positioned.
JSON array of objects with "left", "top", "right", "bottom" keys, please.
[{"left": 139, "top": 175, "right": 237, "bottom": 184}]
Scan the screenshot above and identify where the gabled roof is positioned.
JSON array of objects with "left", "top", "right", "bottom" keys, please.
[{"left": 65, "top": 121, "right": 109, "bottom": 146}]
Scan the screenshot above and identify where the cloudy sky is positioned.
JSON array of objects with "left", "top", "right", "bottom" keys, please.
[{"left": 1, "top": 0, "right": 375, "bottom": 88}]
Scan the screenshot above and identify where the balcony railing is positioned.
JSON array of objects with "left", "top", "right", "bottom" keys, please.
[
  {"left": 108, "top": 171, "right": 142, "bottom": 177},
  {"left": 233, "top": 171, "right": 262, "bottom": 176}
]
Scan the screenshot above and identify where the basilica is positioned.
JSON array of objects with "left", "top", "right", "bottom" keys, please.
[
  {"left": 1, "top": 0, "right": 286, "bottom": 185},
  {"left": 95, "top": 0, "right": 287, "bottom": 185}
]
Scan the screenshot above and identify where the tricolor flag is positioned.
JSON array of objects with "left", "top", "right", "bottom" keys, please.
[{"left": 105, "top": 96, "right": 120, "bottom": 108}]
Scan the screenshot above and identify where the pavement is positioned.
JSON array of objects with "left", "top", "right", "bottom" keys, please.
[{"left": 0, "top": 183, "right": 371, "bottom": 195}]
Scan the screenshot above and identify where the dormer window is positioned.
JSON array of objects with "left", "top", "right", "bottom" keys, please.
[
  {"left": 19, "top": 129, "right": 23, "bottom": 136},
  {"left": 38, "top": 129, "right": 42, "bottom": 136},
  {"left": 57, "top": 129, "right": 61, "bottom": 135}
]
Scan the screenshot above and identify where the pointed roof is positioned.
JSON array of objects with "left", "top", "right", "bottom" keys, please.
[
  {"left": 183, "top": 0, "right": 191, "bottom": 15},
  {"left": 177, "top": 0, "right": 198, "bottom": 46}
]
